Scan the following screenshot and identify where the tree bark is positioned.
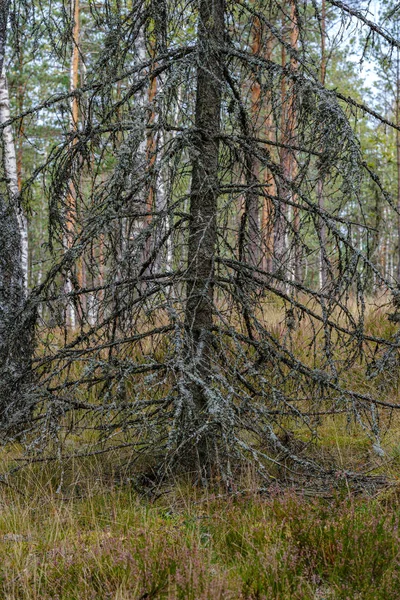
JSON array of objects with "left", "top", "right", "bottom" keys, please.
[
  {"left": 289, "top": 0, "right": 301, "bottom": 284},
  {"left": 262, "top": 33, "right": 275, "bottom": 274},
  {"left": 318, "top": 0, "right": 328, "bottom": 290},
  {"left": 65, "top": 0, "right": 80, "bottom": 329},
  {"left": 275, "top": 3, "right": 300, "bottom": 285},
  {"left": 274, "top": 16, "right": 289, "bottom": 281},
  {"left": 184, "top": 0, "right": 224, "bottom": 471},
  {"left": 0, "top": 0, "right": 9, "bottom": 75},
  {"left": 144, "top": 31, "right": 166, "bottom": 275},
  {"left": 396, "top": 46, "right": 400, "bottom": 283},
  {"left": 0, "top": 68, "right": 28, "bottom": 294},
  {"left": 0, "top": 0, "right": 34, "bottom": 428},
  {"left": 246, "top": 14, "right": 261, "bottom": 269},
  {"left": 0, "top": 192, "right": 34, "bottom": 426}
]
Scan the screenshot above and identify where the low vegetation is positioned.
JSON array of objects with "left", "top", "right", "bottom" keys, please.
[
  {"left": 0, "top": 463, "right": 400, "bottom": 599},
  {"left": 1, "top": 338, "right": 400, "bottom": 600}
]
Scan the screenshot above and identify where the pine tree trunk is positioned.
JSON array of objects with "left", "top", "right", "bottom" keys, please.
[
  {"left": 65, "top": 0, "right": 80, "bottom": 329},
  {"left": 262, "top": 34, "right": 275, "bottom": 274},
  {"left": 275, "top": 3, "right": 300, "bottom": 285},
  {"left": 0, "top": 192, "right": 34, "bottom": 426},
  {"left": 247, "top": 15, "right": 261, "bottom": 269},
  {"left": 144, "top": 36, "right": 165, "bottom": 275}
]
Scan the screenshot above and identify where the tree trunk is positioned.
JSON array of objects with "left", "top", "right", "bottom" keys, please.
[
  {"left": 396, "top": 46, "right": 400, "bottom": 284},
  {"left": 262, "top": 34, "right": 275, "bottom": 274},
  {"left": 16, "top": 54, "right": 24, "bottom": 193},
  {"left": 318, "top": 0, "right": 328, "bottom": 290},
  {"left": 0, "top": 192, "right": 34, "bottom": 426},
  {"left": 0, "top": 0, "right": 9, "bottom": 75},
  {"left": 0, "top": 67, "right": 28, "bottom": 293},
  {"left": 65, "top": 0, "right": 80, "bottom": 329},
  {"left": 274, "top": 16, "right": 289, "bottom": 282},
  {"left": 275, "top": 2, "right": 300, "bottom": 286},
  {"left": 288, "top": 0, "right": 300, "bottom": 284},
  {"left": 184, "top": 0, "right": 224, "bottom": 472},
  {"left": 246, "top": 14, "right": 261, "bottom": 269},
  {"left": 0, "top": 0, "right": 34, "bottom": 428},
  {"left": 144, "top": 32, "right": 166, "bottom": 276}
]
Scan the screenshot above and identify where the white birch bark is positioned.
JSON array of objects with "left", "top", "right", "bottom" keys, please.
[{"left": 0, "top": 66, "right": 28, "bottom": 294}]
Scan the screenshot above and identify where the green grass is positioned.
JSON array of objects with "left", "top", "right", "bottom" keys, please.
[{"left": 0, "top": 469, "right": 399, "bottom": 599}]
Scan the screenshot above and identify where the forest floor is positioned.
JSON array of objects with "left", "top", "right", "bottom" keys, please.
[
  {"left": 1, "top": 298, "right": 400, "bottom": 599},
  {"left": 0, "top": 418, "right": 399, "bottom": 599}
]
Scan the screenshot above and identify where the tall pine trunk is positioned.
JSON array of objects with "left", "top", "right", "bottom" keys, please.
[
  {"left": 262, "top": 33, "right": 275, "bottom": 275},
  {"left": 246, "top": 14, "right": 261, "bottom": 269},
  {"left": 65, "top": 0, "right": 80, "bottom": 329}
]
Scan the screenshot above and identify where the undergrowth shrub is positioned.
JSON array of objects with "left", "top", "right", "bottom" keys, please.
[{"left": 1, "top": 481, "right": 400, "bottom": 599}]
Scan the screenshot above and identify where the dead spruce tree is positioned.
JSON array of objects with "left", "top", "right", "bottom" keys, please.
[
  {"left": 2, "top": 0, "right": 400, "bottom": 484},
  {"left": 184, "top": 0, "right": 225, "bottom": 476}
]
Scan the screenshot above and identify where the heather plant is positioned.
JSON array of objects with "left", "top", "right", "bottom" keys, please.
[{"left": 0, "top": 474, "right": 400, "bottom": 599}]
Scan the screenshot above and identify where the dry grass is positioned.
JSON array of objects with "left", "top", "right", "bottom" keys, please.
[
  {"left": 0, "top": 464, "right": 399, "bottom": 599},
  {"left": 1, "top": 295, "right": 400, "bottom": 598}
]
